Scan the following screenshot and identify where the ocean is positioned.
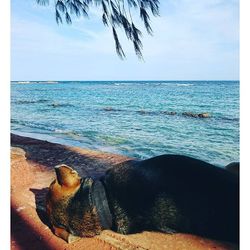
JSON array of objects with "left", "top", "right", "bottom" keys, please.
[{"left": 11, "top": 81, "right": 239, "bottom": 167}]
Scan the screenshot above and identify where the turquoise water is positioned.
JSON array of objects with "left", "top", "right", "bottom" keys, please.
[{"left": 11, "top": 81, "right": 239, "bottom": 167}]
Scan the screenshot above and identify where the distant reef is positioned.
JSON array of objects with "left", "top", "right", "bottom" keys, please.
[{"left": 102, "top": 107, "right": 211, "bottom": 119}]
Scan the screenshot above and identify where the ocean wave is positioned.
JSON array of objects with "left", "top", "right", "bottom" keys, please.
[
  {"left": 38, "top": 81, "right": 58, "bottom": 84},
  {"left": 16, "top": 81, "right": 58, "bottom": 84},
  {"left": 17, "top": 81, "right": 31, "bottom": 84},
  {"left": 156, "top": 82, "right": 176, "bottom": 86},
  {"left": 12, "top": 99, "right": 49, "bottom": 105},
  {"left": 219, "top": 116, "right": 239, "bottom": 122},
  {"left": 11, "top": 119, "right": 55, "bottom": 131},
  {"left": 176, "top": 83, "right": 194, "bottom": 87},
  {"left": 104, "top": 82, "right": 194, "bottom": 87},
  {"left": 54, "top": 129, "right": 80, "bottom": 137}
]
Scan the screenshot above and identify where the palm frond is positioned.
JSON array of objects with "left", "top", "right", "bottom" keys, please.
[
  {"left": 112, "top": 27, "right": 125, "bottom": 59},
  {"left": 149, "top": 0, "right": 160, "bottom": 16},
  {"left": 110, "top": 1, "right": 121, "bottom": 26},
  {"left": 65, "top": 11, "right": 72, "bottom": 24},
  {"left": 36, "top": 0, "right": 160, "bottom": 59},
  {"left": 102, "top": 13, "right": 109, "bottom": 26},
  {"left": 36, "top": 0, "right": 49, "bottom": 5},
  {"left": 56, "top": 9, "right": 63, "bottom": 24},
  {"left": 131, "top": 22, "right": 142, "bottom": 43},
  {"left": 68, "top": 1, "right": 81, "bottom": 16},
  {"left": 140, "top": 5, "right": 153, "bottom": 35},
  {"left": 101, "top": 0, "right": 109, "bottom": 16},
  {"left": 127, "top": 0, "right": 137, "bottom": 7},
  {"left": 133, "top": 40, "right": 143, "bottom": 59},
  {"left": 120, "top": 14, "right": 132, "bottom": 39},
  {"left": 56, "top": 0, "right": 67, "bottom": 13}
]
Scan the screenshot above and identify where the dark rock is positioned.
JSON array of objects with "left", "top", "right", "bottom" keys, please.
[
  {"left": 137, "top": 110, "right": 148, "bottom": 115},
  {"left": 182, "top": 112, "right": 199, "bottom": 118},
  {"left": 182, "top": 112, "right": 211, "bottom": 118},
  {"left": 103, "top": 107, "right": 115, "bottom": 111},
  {"left": 162, "top": 111, "right": 177, "bottom": 115}
]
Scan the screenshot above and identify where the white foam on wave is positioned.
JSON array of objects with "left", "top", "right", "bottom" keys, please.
[
  {"left": 176, "top": 83, "right": 194, "bottom": 86},
  {"left": 17, "top": 81, "right": 30, "bottom": 84},
  {"left": 54, "top": 129, "right": 80, "bottom": 137}
]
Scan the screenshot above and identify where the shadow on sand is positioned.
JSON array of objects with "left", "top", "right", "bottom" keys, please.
[
  {"left": 11, "top": 133, "right": 130, "bottom": 179},
  {"left": 11, "top": 205, "right": 54, "bottom": 250},
  {"left": 30, "top": 188, "right": 51, "bottom": 228}
]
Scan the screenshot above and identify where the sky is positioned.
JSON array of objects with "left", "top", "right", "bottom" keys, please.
[{"left": 11, "top": 0, "right": 239, "bottom": 81}]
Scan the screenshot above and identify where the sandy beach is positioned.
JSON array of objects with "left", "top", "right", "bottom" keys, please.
[{"left": 11, "top": 133, "right": 238, "bottom": 250}]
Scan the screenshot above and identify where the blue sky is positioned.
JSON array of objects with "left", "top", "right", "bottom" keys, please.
[{"left": 11, "top": 0, "right": 239, "bottom": 81}]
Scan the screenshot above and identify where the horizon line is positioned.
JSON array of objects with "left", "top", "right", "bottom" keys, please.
[{"left": 11, "top": 79, "right": 240, "bottom": 82}]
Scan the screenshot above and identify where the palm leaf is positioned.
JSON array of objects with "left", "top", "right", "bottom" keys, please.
[
  {"left": 36, "top": 0, "right": 49, "bottom": 5},
  {"left": 140, "top": 6, "right": 153, "bottom": 34},
  {"left": 56, "top": 9, "right": 63, "bottom": 24},
  {"left": 112, "top": 27, "right": 125, "bottom": 59},
  {"left": 36, "top": 0, "right": 160, "bottom": 59}
]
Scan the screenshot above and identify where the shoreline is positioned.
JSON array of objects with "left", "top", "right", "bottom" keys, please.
[
  {"left": 11, "top": 133, "right": 238, "bottom": 250},
  {"left": 11, "top": 130, "right": 123, "bottom": 157},
  {"left": 11, "top": 129, "right": 239, "bottom": 168}
]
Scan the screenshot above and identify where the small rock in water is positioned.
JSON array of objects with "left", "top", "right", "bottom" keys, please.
[
  {"left": 198, "top": 113, "right": 210, "bottom": 118},
  {"left": 182, "top": 112, "right": 211, "bottom": 118},
  {"left": 182, "top": 112, "right": 198, "bottom": 118},
  {"left": 137, "top": 110, "right": 147, "bottom": 115},
  {"left": 162, "top": 111, "right": 177, "bottom": 115},
  {"left": 103, "top": 107, "right": 114, "bottom": 111}
]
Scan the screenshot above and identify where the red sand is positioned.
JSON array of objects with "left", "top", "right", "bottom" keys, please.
[{"left": 11, "top": 133, "right": 238, "bottom": 250}]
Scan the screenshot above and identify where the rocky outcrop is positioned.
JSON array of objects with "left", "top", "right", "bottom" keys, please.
[
  {"left": 100, "top": 108, "right": 211, "bottom": 119},
  {"left": 182, "top": 112, "right": 211, "bottom": 118}
]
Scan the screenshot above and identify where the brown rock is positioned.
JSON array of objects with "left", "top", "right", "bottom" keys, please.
[
  {"left": 198, "top": 113, "right": 210, "bottom": 118},
  {"left": 182, "top": 112, "right": 211, "bottom": 118}
]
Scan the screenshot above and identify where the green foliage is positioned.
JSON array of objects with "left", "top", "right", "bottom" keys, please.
[{"left": 36, "top": 0, "right": 160, "bottom": 59}]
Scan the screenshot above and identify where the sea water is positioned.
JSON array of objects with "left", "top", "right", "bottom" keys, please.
[{"left": 11, "top": 81, "right": 239, "bottom": 167}]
